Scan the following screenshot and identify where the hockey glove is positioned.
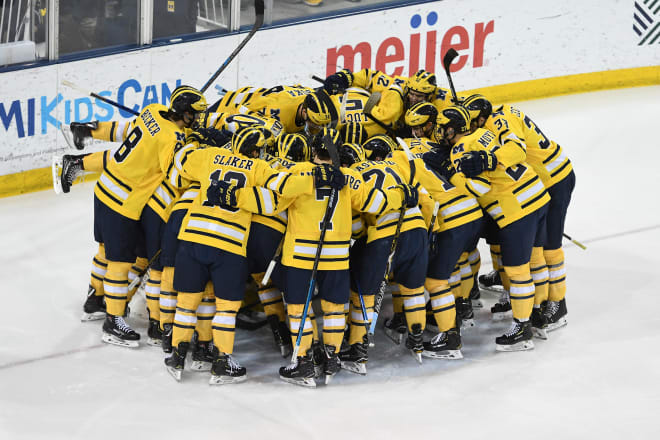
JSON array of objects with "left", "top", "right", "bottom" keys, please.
[
  {"left": 396, "top": 183, "right": 419, "bottom": 208},
  {"left": 459, "top": 150, "right": 497, "bottom": 178},
  {"left": 313, "top": 164, "right": 346, "bottom": 190},
  {"left": 422, "top": 150, "right": 456, "bottom": 181},
  {"left": 187, "top": 127, "right": 232, "bottom": 148},
  {"left": 70, "top": 121, "right": 98, "bottom": 150},
  {"left": 206, "top": 180, "right": 239, "bottom": 208},
  {"left": 324, "top": 69, "right": 353, "bottom": 95}
]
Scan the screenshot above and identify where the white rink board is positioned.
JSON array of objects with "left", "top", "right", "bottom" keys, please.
[{"left": 0, "top": 0, "right": 657, "bottom": 176}]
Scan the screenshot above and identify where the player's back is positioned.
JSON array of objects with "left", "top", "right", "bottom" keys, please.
[{"left": 246, "top": 85, "right": 313, "bottom": 133}]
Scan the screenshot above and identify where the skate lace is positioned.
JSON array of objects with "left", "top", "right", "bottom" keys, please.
[
  {"left": 226, "top": 354, "right": 241, "bottom": 372},
  {"left": 284, "top": 360, "right": 299, "bottom": 371},
  {"left": 114, "top": 316, "right": 132, "bottom": 333},
  {"left": 65, "top": 161, "right": 83, "bottom": 183},
  {"left": 430, "top": 332, "right": 446, "bottom": 344},
  {"left": 504, "top": 320, "right": 521, "bottom": 337},
  {"left": 545, "top": 301, "right": 559, "bottom": 316},
  {"left": 498, "top": 290, "right": 510, "bottom": 304}
]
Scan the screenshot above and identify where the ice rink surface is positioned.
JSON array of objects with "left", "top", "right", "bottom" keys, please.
[{"left": 1, "top": 86, "right": 659, "bottom": 439}]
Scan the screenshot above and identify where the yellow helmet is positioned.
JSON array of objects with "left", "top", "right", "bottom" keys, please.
[
  {"left": 436, "top": 105, "right": 472, "bottom": 141},
  {"left": 363, "top": 134, "right": 396, "bottom": 159},
  {"left": 169, "top": 85, "right": 207, "bottom": 128},
  {"left": 405, "top": 102, "right": 439, "bottom": 128},
  {"left": 310, "top": 127, "right": 341, "bottom": 161},
  {"left": 405, "top": 70, "right": 437, "bottom": 97},
  {"left": 231, "top": 127, "right": 266, "bottom": 157},
  {"left": 462, "top": 94, "right": 492, "bottom": 123},
  {"left": 304, "top": 93, "right": 332, "bottom": 134},
  {"left": 277, "top": 133, "right": 310, "bottom": 162},
  {"left": 340, "top": 121, "right": 368, "bottom": 146},
  {"left": 340, "top": 143, "right": 366, "bottom": 167}
]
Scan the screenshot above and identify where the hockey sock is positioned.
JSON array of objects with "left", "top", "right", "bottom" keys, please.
[
  {"left": 491, "top": 245, "right": 511, "bottom": 293},
  {"left": 82, "top": 151, "right": 104, "bottom": 173},
  {"left": 145, "top": 270, "right": 161, "bottom": 321},
  {"left": 458, "top": 252, "right": 473, "bottom": 299},
  {"left": 89, "top": 243, "right": 107, "bottom": 297},
  {"left": 391, "top": 283, "right": 402, "bottom": 314},
  {"left": 93, "top": 121, "right": 130, "bottom": 142},
  {"left": 321, "top": 300, "right": 346, "bottom": 353},
  {"left": 103, "top": 261, "right": 132, "bottom": 316},
  {"left": 544, "top": 248, "right": 567, "bottom": 302},
  {"left": 449, "top": 265, "right": 462, "bottom": 300},
  {"left": 159, "top": 266, "right": 177, "bottom": 330},
  {"left": 348, "top": 291, "right": 374, "bottom": 345},
  {"left": 127, "top": 257, "right": 148, "bottom": 302},
  {"left": 309, "top": 307, "right": 320, "bottom": 342},
  {"left": 253, "top": 272, "right": 286, "bottom": 322},
  {"left": 503, "top": 263, "right": 534, "bottom": 320},
  {"left": 425, "top": 278, "right": 456, "bottom": 332},
  {"left": 287, "top": 303, "right": 313, "bottom": 355},
  {"left": 212, "top": 298, "right": 241, "bottom": 354},
  {"left": 530, "top": 247, "right": 549, "bottom": 305},
  {"left": 195, "top": 282, "right": 216, "bottom": 342},
  {"left": 172, "top": 291, "right": 203, "bottom": 347},
  {"left": 468, "top": 247, "right": 481, "bottom": 278},
  {"left": 400, "top": 285, "right": 426, "bottom": 332}
]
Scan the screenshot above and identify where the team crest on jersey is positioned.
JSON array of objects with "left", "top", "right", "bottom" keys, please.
[{"left": 634, "top": 1, "right": 660, "bottom": 44}]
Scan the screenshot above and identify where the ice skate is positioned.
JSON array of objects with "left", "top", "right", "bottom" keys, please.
[
  {"left": 57, "top": 154, "right": 85, "bottom": 194},
  {"left": 339, "top": 337, "right": 368, "bottom": 375},
  {"left": 479, "top": 269, "right": 504, "bottom": 294},
  {"left": 383, "top": 312, "right": 406, "bottom": 345},
  {"left": 146, "top": 319, "right": 163, "bottom": 346},
  {"left": 235, "top": 308, "right": 267, "bottom": 330},
  {"left": 164, "top": 342, "right": 189, "bottom": 381},
  {"left": 70, "top": 121, "right": 97, "bottom": 150},
  {"left": 422, "top": 327, "right": 463, "bottom": 359},
  {"left": 279, "top": 352, "right": 316, "bottom": 388},
  {"left": 81, "top": 285, "right": 106, "bottom": 321},
  {"left": 311, "top": 341, "right": 325, "bottom": 378},
  {"left": 101, "top": 314, "right": 140, "bottom": 348},
  {"left": 323, "top": 345, "right": 341, "bottom": 384},
  {"left": 531, "top": 307, "right": 549, "bottom": 340},
  {"left": 425, "top": 312, "right": 439, "bottom": 333},
  {"left": 469, "top": 274, "right": 483, "bottom": 308},
  {"left": 161, "top": 323, "right": 173, "bottom": 354},
  {"left": 544, "top": 299, "right": 568, "bottom": 332},
  {"left": 191, "top": 340, "right": 217, "bottom": 371},
  {"left": 209, "top": 353, "right": 247, "bottom": 385},
  {"left": 491, "top": 290, "right": 513, "bottom": 320},
  {"left": 405, "top": 323, "right": 424, "bottom": 364},
  {"left": 495, "top": 319, "right": 534, "bottom": 352},
  {"left": 456, "top": 297, "right": 475, "bottom": 329},
  {"left": 267, "top": 315, "right": 292, "bottom": 357}
]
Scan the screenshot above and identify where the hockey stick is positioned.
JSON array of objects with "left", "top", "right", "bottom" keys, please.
[
  {"left": 563, "top": 232, "right": 587, "bottom": 250},
  {"left": 262, "top": 237, "right": 284, "bottom": 286},
  {"left": 291, "top": 134, "right": 341, "bottom": 362},
  {"left": 354, "top": 278, "right": 374, "bottom": 347},
  {"left": 428, "top": 201, "right": 440, "bottom": 240},
  {"left": 128, "top": 250, "right": 162, "bottom": 291},
  {"left": 61, "top": 79, "right": 140, "bottom": 117},
  {"left": 442, "top": 48, "right": 460, "bottom": 104},
  {"left": 368, "top": 137, "right": 417, "bottom": 336}
]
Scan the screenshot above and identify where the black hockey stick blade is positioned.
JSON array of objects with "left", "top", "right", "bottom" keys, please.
[
  {"left": 201, "top": 0, "right": 265, "bottom": 94},
  {"left": 443, "top": 48, "right": 459, "bottom": 73}
]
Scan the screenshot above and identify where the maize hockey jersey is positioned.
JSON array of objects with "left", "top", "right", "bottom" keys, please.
[
  {"left": 449, "top": 128, "right": 550, "bottom": 228},
  {"left": 93, "top": 103, "right": 186, "bottom": 220}
]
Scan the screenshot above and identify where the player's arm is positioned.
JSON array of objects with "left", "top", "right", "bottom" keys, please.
[
  {"left": 347, "top": 169, "right": 407, "bottom": 215},
  {"left": 487, "top": 115, "right": 527, "bottom": 168},
  {"left": 89, "top": 119, "right": 135, "bottom": 142}
]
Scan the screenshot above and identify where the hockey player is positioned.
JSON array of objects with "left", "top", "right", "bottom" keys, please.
[
  {"left": 461, "top": 94, "right": 575, "bottom": 334},
  {"left": 277, "top": 131, "right": 417, "bottom": 387},
  {"left": 424, "top": 105, "right": 549, "bottom": 352}
]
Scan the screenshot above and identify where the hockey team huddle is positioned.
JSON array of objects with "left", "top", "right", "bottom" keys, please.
[{"left": 55, "top": 65, "right": 574, "bottom": 388}]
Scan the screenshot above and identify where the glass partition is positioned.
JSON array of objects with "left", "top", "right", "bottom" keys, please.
[
  {"left": 0, "top": 0, "right": 48, "bottom": 67},
  {"left": 154, "top": 0, "right": 231, "bottom": 42}
]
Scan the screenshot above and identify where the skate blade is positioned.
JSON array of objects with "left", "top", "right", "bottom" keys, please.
[
  {"left": 496, "top": 340, "right": 535, "bottom": 352},
  {"left": 546, "top": 317, "right": 567, "bottom": 332},
  {"left": 325, "top": 373, "right": 337, "bottom": 385},
  {"left": 492, "top": 311, "right": 513, "bottom": 321},
  {"left": 102, "top": 332, "right": 139, "bottom": 348},
  {"left": 411, "top": 350, "right": 423, "bottom": 364},
  {"left": 80, "top": 311, "right": 105, "bottom": 322},
  {"left": 471, "top": 299, "right": 484, "bottom": 309},
  {"left": 209, "top": 374, "right": 247, "bottom": 385},
  {"left": 52, "top": 156, "right": 63, "bottom": 194},
  {"left": 146, "top": 337, "right": 162, "bottom": 347},
  {"left": 384, "top": 328, "right": 405, "bottom": 345},
  {"left": 340, "top": 360, "right": 367, "bottom": 375},
  {"left": 279, "top": 375, "right": 316, "bottom": 388},
  {"left": 460, "top": 318, "right": 476, "bottom": 329},
  {"left": 166, "top": 366, "right": 183, "bottom": 381},
  {"left": 422, "top": 349, "right": 463, "bottom": 360},
  {"left": 279, "top": 344, "right": 293, "bottom": 358},
  {"left": 480, "top": 284, "right": 505, "bottom": 295},
  {"left": 190, "top": 361, "right": 212, "bottom": 372},
  {"left": 533, "top": 327, "right": 548, "bottom": 340}
]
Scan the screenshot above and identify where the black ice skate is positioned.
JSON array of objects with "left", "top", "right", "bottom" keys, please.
[
  {"left": 81, "top": 285, "right": 105, "bottom": 321},
  {"left": 101, "top": 314, "right": 140, "bottom": 348},
  {"left": 323, "top": 345, "right": 341, "bottom": 384},
  {"left": 267, "top": 315, "right": 292, "bottom": 357},
  {"left": 191, "top": 340, "right": 218, "bottom": 372},
  {"left": 422, "top": 327, "right": 463, "bottom": 360},
  {"left": 164, "top": 342, "right": 189, "bottom": 381},
  {"left": 544, "top": 298, "right": 568, "bottom": 332},
  {"left": 279, "top": 352, "right": 316, "bottom": 388},
  {"left": 469, "top": 273, "right": 483, "bottom": 308},
  {"left": 495, "top": 319, "right": 534, "bottom": 352},
  {"left": 70, "top": 121, "right": 98, "bottom": 150},
  {"left": 209, "top": 353, "right": 247, "bottom": 385},
  {"left": 456, "top": 297, "right": 475, "bottom": 329},
  {"left": 339, "top": 337, "right": 368, "bottom": 375},
  {"left": 531, "top": 307, "right": 549, "bottom": 340},
  {"left": 60, "top": 154, "right": 85, "bottom": 193},
  {"left": 405, "top": 323, "right": 424, "bottom": 364},
  {"left": 161, "top": 323, "right": 173, "bottom": 354},
  {"left": 383, "top": 312, "right": 407, "bottom": 345},
  {"left": 491, "top": 290, "right": 513, "bottom": 320},
  {"left": 311, "top": 341, "right": 326, "bottom": 378},
  {"left": 146, "top": 319, "right": 163, "bottom": 346},
  {"left": 479, "top": 269, "right": 504, "bottom": 293}
]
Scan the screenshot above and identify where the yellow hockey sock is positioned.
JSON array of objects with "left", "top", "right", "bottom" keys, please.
[
  {"left": 391, "top": 283, "right": 402, "bottom": 313},
  {"left": 82, "top": 151, "right": 104, "bottom": 173},
  {"left": 400, "top": 285, "right": 426, "bottom": 332},
  {"left": 145, "top": 270, "right": 161, "bottom": 321},
  {"left": 458, "top": 253, "right": 473, "bottom": 299},
  {"left": 426, "top": 278, "right": 456, "bottom": 332},
  {"left": 321, "top": 300, "right": 346, "bottom": 353},
  {"left": 195, "top": 283, "right": 216, "bottom": 342},
  {"left": 212, "top": 298, "right": 241, "bottom": 354},
  {"left": 309, "top": 307, "right": 320, "bottom": 342},
  {"left": 253, "top": 273, "right": 286, "bottom": 322},
  {"left": 127, "top": 257, "right": 148, "bottom": 302},
  {"left": 530, "top": 246, "right": 549, "bottom": 305},
  {"left": 89, "top": 243, "right": 107, "bottom": 297},
  {"left": 287, "top": 303, "right": 313, "bottom": 355},
  {"left": 348, "top": 291, "right": 374, "bottom": 345},
  {"left": 172, "top": 291, "right": 203, "bottom": 348},
  {"left": 468, "top": 247, "right": 481, "bottom": 278},
  {"left": 449, "top": 265, "right": 462, "bottom": 300},
  {"left": 159, "top": 266, "right": 177, "bottom": 330},
  {"left": 544, "top": 248, "right": 567, "bottom": 302},
  {"left": 103, "top": 261, "right": 132, "bottom": 316},
  {"left": 504, "top": 263, "right": 534, "bottom": 320}
]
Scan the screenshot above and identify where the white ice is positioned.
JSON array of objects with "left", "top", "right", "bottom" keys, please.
[{"left": 1, "top": 86, "right": 659, "bottom": 439}]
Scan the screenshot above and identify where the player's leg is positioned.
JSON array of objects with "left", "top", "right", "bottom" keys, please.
[
  {"left": 317, "top": 269, "right": 351, "bottom": 384},
  {"left": 82, "top": 243, "right": 108, "bottom": 321},
  {"left": 190, "top": 282, "right": 217, "bottom": 371}
]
